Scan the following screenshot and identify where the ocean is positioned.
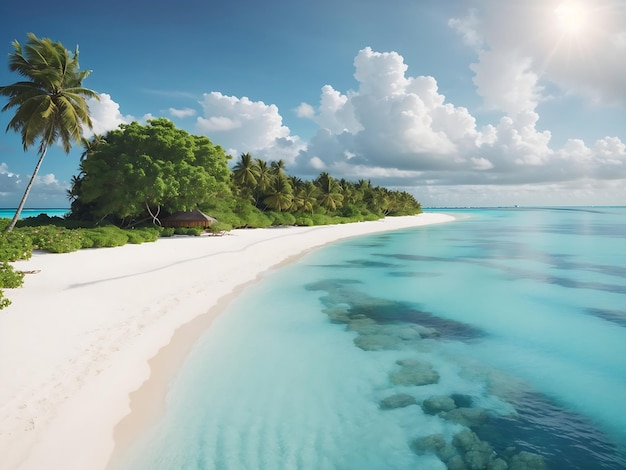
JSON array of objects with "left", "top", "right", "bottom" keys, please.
[
  {"left": 115, "top": 207, "right": 626, "bottom": 470},
  {"left": 0, "top": 208, "right": 70, "bottom": 219}
]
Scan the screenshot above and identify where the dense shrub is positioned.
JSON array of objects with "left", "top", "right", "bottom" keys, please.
[
  {"left": 124, "top": 231, "right": 144, "bottom": 244},
  {"left": 361, "top": 212, "right": 380, "bottom": 221},
  {"left": 268, "top": 211, "right": 296, "bottom": 226},
  {"left": 204, "top": 199, "right": 274, "bottom": 228},
  {"left": 340, "top": 204, "right": 362, "bottom": 218},
  {"left": 311, "top": 213, "right": 341, "bottom": 225},
  {"left": 0, "top": 292, "right": 11, "bottom": 309},
  {"left": 26, "top": 226, "right": 84, "bottom": 253},
  {"left": 125, "top": 227, "right": 160, "bottom": 244},
  {"left": 81, "top": 227, "right": 129, "bottom": 248},
  {"left": 173, "top": 227, "right": 204, "bottom": 236},
  {"left": 0, "top": 262, "right": 26, "bottom": 308},
  {"left": 0, "top": 231, "right": 33, "bottom": 261},
  {"left": 0, "top": 223, "right": 31, "bottom": 310},
  {"left": 200, "top": 198, "right": 241, "bottom": 227},
  {"left": 244, "top": 212, "right": 272, "bottom": 228},
  {"left": 209, "top": 212, "right": 243, "bottom": 229},
  {"left": 294, "top": 216, "right": 314, "bottom": 226},
  {"left": 230, "top": 200, "right": 271, "bottom": 228},
  {"left": 208, "top": 221, "right": 232, "bottom": 234},
  {"left": 160, "top": 227, "right": 176, "bottom": 237},
  {"left": 0, "top": 262, "right": 24, "bottom": 288},
  {"left": 338, "top": 215, "right": 368, "bottom": 224}
]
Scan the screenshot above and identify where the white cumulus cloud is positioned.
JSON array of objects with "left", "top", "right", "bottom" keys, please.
[
  {"left": 168, "top": 107, "right": 197, "bottom": 119},
  {"left": 295, "top": 102, "right": 315, "bottom": 119},
  {"left": 195, "top": 92, "right": 305, "bottom": 164},
  {"left": 84, "top": 93, "right": 134, "bottom": 138},
  {"left": 290, "top": 46, "right": 626, "bottom": 196},
  {"left": 0, "top": 163, "right": 69, "bottom": 207},
  {"left": 470, "top": 50, "right": 542, "bottom": 116}
]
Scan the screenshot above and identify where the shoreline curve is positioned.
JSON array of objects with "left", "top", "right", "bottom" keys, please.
[{"left": 0, "top": 213, "right": 454, "bottom": 470}]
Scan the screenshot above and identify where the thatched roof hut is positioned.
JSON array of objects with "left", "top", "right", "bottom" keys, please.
[{"left": 162, "top": 209, "right": 217, "bottom": 228}]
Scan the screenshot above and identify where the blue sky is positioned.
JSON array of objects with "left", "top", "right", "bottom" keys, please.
[{"left": 1, "top": 0, "right": 625, "bottom": 208}]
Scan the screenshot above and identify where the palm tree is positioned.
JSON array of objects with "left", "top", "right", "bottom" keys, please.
[
  {"left": 263, "top": 174, "right": 293, "bottom": 212},
  {"left": 232, "top": 152, "right": 260, "bottom": 190},
  {"left": 297, "top": 182, "right": 319, "bottom": 214},
  {"left": 339, "top": 178, "right": 359, "bottom": 205},
  {"left": 355, "top": 179, "right": 372, "bottom": 191},
  {"left": 269, "top": 159, "right": 287, "bottom": 177},
  {"left": 314, "top": 172, "right": 344, "bottom": 211},
  {"left": 0, "top": 33, "right": 98, "bottom": 231},
  {"left": 80, "top": 134, "right": 106, "bottom": 161},
  {"left": 289, "top": 175, "right": 304, "bottom": 191},
  {"left": 366, "top": 186, "right": 391, "bottom": 216},
  {"left": 255, "top": 158, "right": 274, "bottom": 192}
]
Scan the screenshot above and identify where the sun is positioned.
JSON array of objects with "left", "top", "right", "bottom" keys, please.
[
  {"left": 541, "top": 0, "right": 612, "bottom": 70},
  {"left": 554, "top": 2, "right": 588, "bottom": 35}
]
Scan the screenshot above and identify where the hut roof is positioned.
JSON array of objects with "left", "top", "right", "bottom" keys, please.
[{"left": 162, "top": 209, "right": 217, "bottom": 227}]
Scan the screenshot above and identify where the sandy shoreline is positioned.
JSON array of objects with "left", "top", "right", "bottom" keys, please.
[{"left": 0, "top": 213, "right": 454, "bottom": 470}]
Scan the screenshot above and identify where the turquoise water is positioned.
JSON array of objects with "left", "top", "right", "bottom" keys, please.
[
  {"left": 116, "top": 207, "right": 626, "bottom": 470},
  {"left": 0, "top": 208, "right": 70, "bottom": 219}
]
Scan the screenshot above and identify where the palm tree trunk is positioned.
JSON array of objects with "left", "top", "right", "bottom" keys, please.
[{"left": 6, "top": 146, "right": 48, "bottom": 232}]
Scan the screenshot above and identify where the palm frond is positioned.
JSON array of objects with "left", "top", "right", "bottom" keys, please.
[{"left": 1, "top": 33, "right": 98, "bottom": 153}]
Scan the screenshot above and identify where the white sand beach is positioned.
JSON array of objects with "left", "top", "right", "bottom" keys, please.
[{"left": 0, "top": 213, "right": 454, "bottom": 470}]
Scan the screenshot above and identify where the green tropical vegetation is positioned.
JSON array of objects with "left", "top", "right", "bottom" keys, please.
[
  {"left": 0, "top": 34, "right": 422, "bottom": 309},
  {"left": 69, "top": 118, "right": 231, "bottom": 226},
  {"left": 69, "top": 119, "right": 421, "bottom": 229}
]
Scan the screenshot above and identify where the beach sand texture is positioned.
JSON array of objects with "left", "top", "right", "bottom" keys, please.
[{"left": 0, "top": 213, "right": 453, "bottom": 470}]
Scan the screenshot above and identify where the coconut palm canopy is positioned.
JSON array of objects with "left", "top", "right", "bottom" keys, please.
[
  {"left": 0, "top": 33, "right": 98, "bottom": 231},
  {"left": 162, "top": 208, "right": 217, "bottom": 228}
]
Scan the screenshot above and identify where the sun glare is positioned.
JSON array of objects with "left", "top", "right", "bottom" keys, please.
[
  {"left": 554, "top": 2, "right": 587, "bottom": 35},
  {"left": 541, "top": 0, "right": 607, "bottom": 69}
]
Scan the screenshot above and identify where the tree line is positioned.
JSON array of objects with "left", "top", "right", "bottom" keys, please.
[
  {"left": 231, "top": 153, "right": 421, "bottom": 221},
  {"left": 70, "top": 119, "right": 422, "bottom": 229}
]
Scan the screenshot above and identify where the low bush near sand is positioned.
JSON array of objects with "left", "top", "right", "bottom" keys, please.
[
  {"left": 208, "top": 221, "right": 232, "bottom": 234},
  {"left": 27, "top": 226, "right": 84, "bottom": 253},
  {"left": 268, "top": 211, "right": 297, "bottom": 226},
  {"left": 173, "top": 227, "right": 204, "bottom": 236},
  {"left": 0, "top": 260, "right": 25, "bottom": 309},
  {"left": 126, "top": 227, "right": 161, "bottom": 244},
  {"left": 0, "top": 262, "right": 24, "bottom": 289},
  {"left": 294, "top": 216, "right": 314, "bottom": 226},
  {"left": 159, "top": 227, "right": 176, "bottom": 237},
  {"left": 80, "top": 227, "right": 129, "bottom": 248},
  {"left": 0, "top": 230, "right": 33, "bottom": 261}
]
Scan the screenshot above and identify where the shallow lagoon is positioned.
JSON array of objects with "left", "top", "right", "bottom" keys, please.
[{"left": 117, "top": 207, "right": 626, "bottom": 469}]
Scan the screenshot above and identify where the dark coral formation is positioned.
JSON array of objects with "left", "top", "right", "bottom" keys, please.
[
  {"left": 305, "top": 278, "right": 483, "bottom": 344},
  {"left": 304, "top": 277, "right": 572, "bottom": 469},
  {"left": 411, "top": 429, "right": 547, "bottom": 470},
  {"left": 390, "top": 358, "right": 440, "bottom": 386},
  {"left": 379, "top": 393, "right": 417, "bottom": 410}
]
